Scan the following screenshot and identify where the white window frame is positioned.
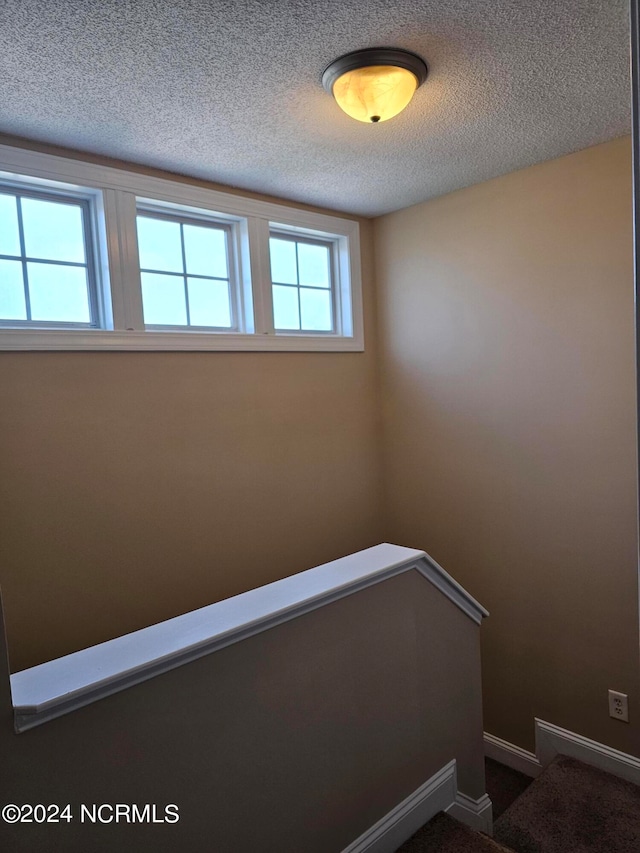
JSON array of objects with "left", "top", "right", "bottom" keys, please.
[
  {"left": 268, "top": 231, "right": 337, "bottom": 335},
  {"left": 0, "top": 177, "right": 112, "bottom": 331},
  {"left": 135, "top": 205, "right": 242, "bottom": 333},
  {"left": 0, "top": 144, "right": 363, "bottom": 351}
]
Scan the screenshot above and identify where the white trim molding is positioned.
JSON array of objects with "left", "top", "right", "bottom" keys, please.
[
  {"left": 535, "top": 718, "right": 640, "bottom": 786},
  {"left": 11, "top": 543, "right": 488, "bottom": 732},
  {"left": 483, "top": 732, "right": 543, "bottom": 778},
  {"left": 341, "top": 760, "right": 457, "bottom": 853},
  {"left": 446, "top": 791, "right": 493, "bottom": 835},
  {"left": 485, "top": 719, "right": 640, "bottom": 786},
  {"left": 0, "top": 327, "right": 364, "bottom": 352},
  {"left": 341, "top": 760, "right": 492, "bottom": 853}
]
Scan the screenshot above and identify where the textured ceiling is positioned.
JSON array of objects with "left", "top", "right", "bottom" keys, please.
[{"left": 0, "top": 0, "right": 631, "bottom": 217}]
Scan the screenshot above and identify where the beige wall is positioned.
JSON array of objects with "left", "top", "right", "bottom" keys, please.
[
  {"left": 374, "top": 136, "right": 640, "bottom": 755},
  {"left": 2, "top": 132, "right": 639, "bottom": 762},
  {"left": 0, "top": 140, "right": 384, "bottom": 672}
]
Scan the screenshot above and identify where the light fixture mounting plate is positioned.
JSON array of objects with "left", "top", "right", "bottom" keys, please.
[{"left": 322, "top": 47, "right": 428, "bottom": 93}]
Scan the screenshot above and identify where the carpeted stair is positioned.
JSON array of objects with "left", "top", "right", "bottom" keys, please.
[
  {"left": 395, "top": 811, "right": 513, "bottom": 852},
  {"left": 395, "top": 755, "right": 640, "bottom": 852}
]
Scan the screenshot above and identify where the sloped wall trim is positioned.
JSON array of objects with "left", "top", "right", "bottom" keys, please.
[
  {"left": 12, "top": 543, "right": 488, "bottom": 732},
  {"left": 342, "top": 760, "right": 456, "bottom": 853}
]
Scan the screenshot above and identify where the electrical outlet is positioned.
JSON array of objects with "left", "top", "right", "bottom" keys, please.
[{"left": 608, "top": 690, "right": 629, "bottom": 722}]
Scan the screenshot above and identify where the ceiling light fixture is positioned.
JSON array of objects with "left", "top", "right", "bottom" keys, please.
[{"left": 322, "top": 48, "right": 428, "bottom": 124}]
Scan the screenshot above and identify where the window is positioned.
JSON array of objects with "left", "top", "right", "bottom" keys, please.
[
  {"left": 137, "top": 212, "right": 234, "bottom": 330},
  {"left": 270, "top": 234, "right": 334, "bottom": 333},
  {"left": 0, "top": 144, "right": 363, "bottom": 351},
  {"left": 0, "top": 190, "right": 98, "bottom": 327}
]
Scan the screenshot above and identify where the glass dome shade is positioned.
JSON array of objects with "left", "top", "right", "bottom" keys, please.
[{"left": 331, "top": 65, "right": 419, "bottom": 123}]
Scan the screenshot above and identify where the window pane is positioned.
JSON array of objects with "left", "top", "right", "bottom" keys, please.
[
  {"left": 21, "top": 198, "right": 86, "bottom": 263},
  {"left": 183, "top": 224, "right": 228, "bottom": 278},
  {"left": 273, "top": 284, "right": 299, "bottom": 330},
  {"left": 187, "top": 277, "right": 231, "bottom": 327},
  {"left": 269, "top": 238, "right": 297, "bottom": 284},
  {"left": 141, "top": 272, "right": 187, "bottom": 325},
  {"left": 300, "top": 287, "right": 332, "bottom": 331},
  {"left": 27, "top": 262, "right": 90, "bottom": 322},
  {"left": 0, "top": 259, "right": 26, "bottom": 320},
  {"left": 137, "top": 217, "right": 183, "bottom": 273},
  {"left": 0, "top": 194, "right": 20, "bottom": 257},
  {"left": 298, "top": 243, "right": 330, "bottom": 288}
]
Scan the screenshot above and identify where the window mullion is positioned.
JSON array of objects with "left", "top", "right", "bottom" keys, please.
[
  {"left": 245, "top": 216, "right": 274, "bottom": 336},
  {"left": 179, "top": 222, "right": 191, "bottom": 326},
  {"left": 102, "top": 189, "right": 144, "bottom": 331},
  {"left": 15, "top": 196, "right": 31, "bottom": 321},
  {"left": 79, "top": 199, "right": 100, "bottom": 328},
  {"left": 294, "top": 241, "right": 302, "bottom": 331}
]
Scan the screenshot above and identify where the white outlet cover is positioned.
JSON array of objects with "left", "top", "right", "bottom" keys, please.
[{"left": 608, "top": 690, "right": 629, "bottom": 723}]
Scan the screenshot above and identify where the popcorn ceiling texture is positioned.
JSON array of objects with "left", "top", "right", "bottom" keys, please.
[{"left": 0, "top": 0, "right": 630, "bottom": 216}]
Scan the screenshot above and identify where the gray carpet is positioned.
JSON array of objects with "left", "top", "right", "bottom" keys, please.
[
  {"left": 493, "top": 755, "right": 640, "bottom": 852},
  {"left": 395, "top": 755, "right": 640, "bottom": 852},
  {"left": 485, "top": 757, "right": 533, "bottom": 820},
  {"left": 394, "top": 811, "right": 512, "bottom": 852}
]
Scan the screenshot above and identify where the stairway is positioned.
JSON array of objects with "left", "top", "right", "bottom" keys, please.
[{"left": 395, "top": 755, "right": 640, "bottom": 852}]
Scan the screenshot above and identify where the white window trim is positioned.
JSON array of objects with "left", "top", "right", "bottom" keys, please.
[{"left": 0, "top": 144, "right": 364, "bottom": 352}]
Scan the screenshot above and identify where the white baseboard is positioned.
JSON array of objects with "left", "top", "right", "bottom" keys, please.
[
  {"left": 342, "top": 759, "right": 491, "bottom": 853},
  {"left": 535, "top": 718, "right": 640, "bottom": 786},
  {"left": 485, "top": 720, "right": 640, "bottom": 787},
  {"left": 347, "top": 719, "right": 640, "bottom": 853},
  {"left": 484, "top": 731, "right": 543, "bottom": 778},
  {"left": 446, "top": 791, "right": 493, "bottom": 835}
]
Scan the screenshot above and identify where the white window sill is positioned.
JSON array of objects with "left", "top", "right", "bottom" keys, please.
[{"left": 0, "top": 328, "right": 364, "bottom": 352}]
